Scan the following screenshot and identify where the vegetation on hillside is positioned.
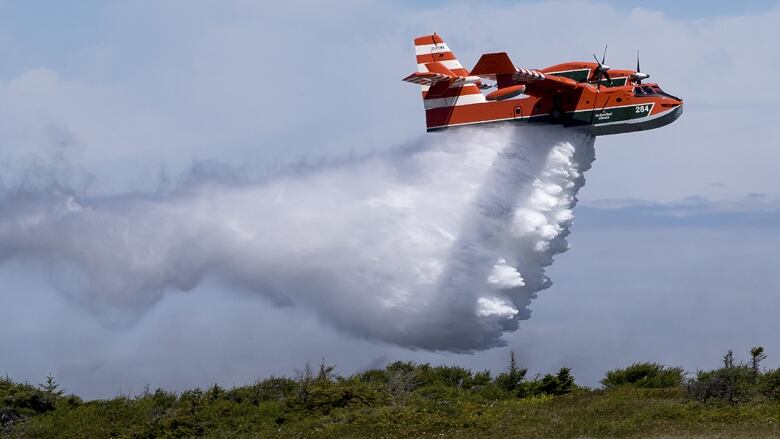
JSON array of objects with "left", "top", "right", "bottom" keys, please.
[{"left": 2, "top": 348, "right": 779, "bottom": 438}]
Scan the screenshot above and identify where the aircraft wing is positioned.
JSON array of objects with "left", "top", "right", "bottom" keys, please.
[{"left": 471, "top": 52, "right": 581, "bottom": 92}]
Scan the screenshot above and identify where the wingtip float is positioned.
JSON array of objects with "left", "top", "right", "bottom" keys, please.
[{"left": 403, "top": 34, "right": 683, "bottom": 135}]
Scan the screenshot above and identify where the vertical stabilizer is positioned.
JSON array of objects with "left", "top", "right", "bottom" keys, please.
[{"left": 412, "top": 34, "right": 486, "bottom": 112}]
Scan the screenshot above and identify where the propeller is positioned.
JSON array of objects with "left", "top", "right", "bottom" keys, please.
[
  {"left": 634, "top": 49, "right": 650, "bottom": 84},
  {"left": 592, "top": 44, "right": 612, "bottom": 89}
]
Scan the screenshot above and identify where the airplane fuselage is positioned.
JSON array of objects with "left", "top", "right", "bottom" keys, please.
[
  {"left": 405, "top": 35, "right": 683, "bottom": 135},
  {"left": 425, "top": 62, "right": 683, "bottom": 135}
]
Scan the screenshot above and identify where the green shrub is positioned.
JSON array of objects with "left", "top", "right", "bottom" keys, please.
[
  {"left": 409, "top": 383, "right": 464, "bottom": 417},
  {"left": 206, "top": 383, "right": 226, "bottom": 401},
  {"left": 472, "top": 382, "right": 507, "bottom": 401},
  {"left": 257, "top": 400, "right": 288, "bottom": 426},
  {"left": 288, "top": 378, "right": 387, "bottom": 414},
  {"left": 602, "top": 363, "right": 684, "bottom": 389},
  {"left": 470, "top": 370, "right": 492, "bottom": 387},
  {"left": 386, "top": 361, "right": 421, "bottom": 395},
  {"left": 386, "top": 361, "right": 417, "bottom": 374},
  {"left": 417, "top": 365, "right": 473, "bottom": 388},
  {"left": 39, "top": 373, "right": 64, "bottom": 396},
  {"left": 757, "top": 368, "right": 780, "bottom": 400},
  {"left": 60, "top": 394, "right": 83, "bottom": 409},
  {"left": 684, "top": 348, "right": 777, "bottom": 404},
  {"left": 225, "top": 376, "right": 296, "bottom": 404},
  {"left": 3, "top": 386, "right": 57, "bottom": 414},
  {"left": 534, "top": 367, "right": 575, "bottom": 396},
  {"left": 0, "top": 406, "right": 26, "bottom": 429},
  {"left": 685, "top": 365, "right": 754, "bottom": 404},
  {"left": 6, "top": 350, "right": 780, "bottom": 437},
  {"left": 383, "top": 362, "right": 476, "bottom": 391},
  {"left": 146, "top": 388, "right": 177, "bottom": 408},
  {"left": 1, "top": 375, "right": 74, "bottom": 430},
  {"left": 494, "top": 351, "right": 527, "bottom": 393},
  {"left": 358, "top": 369, "right": 389, "bottom": 384},
  {"left": 749, "top": 346, "right": 767, "bottom": 381}
]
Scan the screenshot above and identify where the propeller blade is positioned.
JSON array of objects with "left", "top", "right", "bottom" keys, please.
[
  {"left": 636, "top": 49, "right": 641, "bottom": 73},
  {"left": 592, "top": 54, "right": 602, "bottom": 82},
  {"left": 636, "top": 49, "right": 644, "bottom": 84},
  {"left": 592, "top": 45, "right": 610, "bottom": 89}
]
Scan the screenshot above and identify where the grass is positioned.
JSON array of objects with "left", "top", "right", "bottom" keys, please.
[
  {"left": 2, "top": 354, "right": 780, "bottom": 438},
  {"left": 6, "top": 386, "right": 779, "bottom": 438}
]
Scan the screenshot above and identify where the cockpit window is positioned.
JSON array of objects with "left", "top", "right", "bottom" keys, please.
[
  {"left": 634, "top": 85, "right": 681, "bottom": 101},
  {"left": 652, "top": 85, "right": 681, "bottom": 101}
]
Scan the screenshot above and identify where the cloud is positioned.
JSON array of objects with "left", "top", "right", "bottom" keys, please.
[{"left": 575, "top": 194, "right": 780, "bottom": 229}]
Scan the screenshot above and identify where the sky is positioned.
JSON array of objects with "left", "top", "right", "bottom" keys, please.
[{"left": 1, "top": 0, "right": 779, "bottom": 398}]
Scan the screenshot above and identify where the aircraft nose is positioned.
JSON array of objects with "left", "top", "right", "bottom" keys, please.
[
  {"left": 670, "top": 102, "right": 683, "bottom": 120},
  {"left": 660, "top": 89, "right": 683, "bottom": 106},
  {"left": 661, "top": 99, "right": 682, "bottom": 110}
]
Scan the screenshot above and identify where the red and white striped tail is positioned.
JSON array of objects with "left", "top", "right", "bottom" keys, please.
[{"left": 413, "top": 34, "right": 485, "bottom": 110}]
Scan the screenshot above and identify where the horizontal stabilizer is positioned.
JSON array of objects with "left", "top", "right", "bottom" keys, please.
[
  {"left": 424, "top": 62, "right": 457, "bottom": 77},
  {"left": 402, "top": 71, "right": 452, "bottom": 86}
]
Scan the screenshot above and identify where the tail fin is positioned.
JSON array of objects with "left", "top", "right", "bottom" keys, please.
[
  {"left": 407, "top": 34, "right": 485, "bottom": 111},
  {"left": 414, "top": 34, "right": 469, "bottom": 77}
]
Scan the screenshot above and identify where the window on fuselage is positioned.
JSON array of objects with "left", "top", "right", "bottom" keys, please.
[{"left": 634, "top": 87, "right": 646, "bottom": 96}]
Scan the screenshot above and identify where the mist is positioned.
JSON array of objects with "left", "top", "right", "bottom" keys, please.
[{"left": 0, "top": 125, "right": 594, "bottom": 351}]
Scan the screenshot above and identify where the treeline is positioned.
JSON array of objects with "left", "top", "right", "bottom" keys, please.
[
  {"left": 601, "top": 347, "right": 780, "bottom": 403},
  {"left": 1, "top": 347, "right": 779, "bottom": 437}
]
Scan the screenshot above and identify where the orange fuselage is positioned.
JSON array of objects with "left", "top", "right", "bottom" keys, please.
[{"left": 424, "top": 61, "right": 683, "bottom": 135}]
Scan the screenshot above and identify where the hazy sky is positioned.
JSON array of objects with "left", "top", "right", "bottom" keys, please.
[
  {"left": 1, "top": 1, "right": 779, "bottom": 398},
  {"left": 2, "top": 0, "right": 779, "bottom": 200}
]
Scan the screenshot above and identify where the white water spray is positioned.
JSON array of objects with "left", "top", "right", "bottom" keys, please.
[{"left": 0, "top": 125, "right": 594, "bottom": 351}]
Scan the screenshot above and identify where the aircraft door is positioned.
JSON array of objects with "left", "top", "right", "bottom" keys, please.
[{"left": 551, "top": 92, "right": 563, "bottom": 122}]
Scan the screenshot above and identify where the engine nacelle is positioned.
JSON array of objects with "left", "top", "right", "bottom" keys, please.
[{"left": 486, "top": 84, "right": 526, "bottom": 101}]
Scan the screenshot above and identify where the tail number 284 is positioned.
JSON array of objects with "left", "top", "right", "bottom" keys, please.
[{"left": 635, "top": 105, "right": 651, "bottom": 114}]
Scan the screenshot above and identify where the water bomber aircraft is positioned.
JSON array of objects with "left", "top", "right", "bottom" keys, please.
[{"left": 404, "top": 34, "right": 683, "bottom": 135}]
